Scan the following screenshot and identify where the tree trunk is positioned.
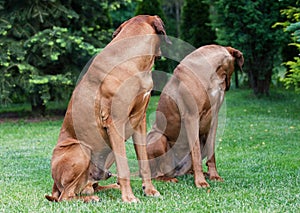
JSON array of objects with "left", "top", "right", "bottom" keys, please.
[
  {"left": 248, "top": 70, "right": 272, "bottom": 96},
  {"left": 175, "top": 1, "right": 181, "bottom": 37},
  {"left": 31, "top": 94, "right": 46, "bottom": 116}
]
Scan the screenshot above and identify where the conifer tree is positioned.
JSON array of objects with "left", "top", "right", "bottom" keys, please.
[
  {"left": 180, "top": 0, "right": 216, "bottom": 47},
  {"left": 135, "top": 0, "right": 166, "bottom": 21}
]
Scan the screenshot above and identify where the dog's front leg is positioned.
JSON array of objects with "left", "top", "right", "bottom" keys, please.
[
  {"left": 107, "top": 120, "right": 139, "bottom": 203},
  {"left": 178, "top": 83, "right": 209, "bottom": 188},
  {"left": 184, "top": 115, "right": 210, "bottom": 188},
  {"left": 205, "top": 109, "right": 223, "bottom": 181},
  {"left": 133, "top": 115, "right": 160, "bottom": 197}
]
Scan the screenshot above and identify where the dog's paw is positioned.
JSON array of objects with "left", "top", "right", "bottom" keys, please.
[
  {"left": 83, "top": 195, "right": 101, "bottom": 203},
  {"left": 167, "top": 177, "right": 179, "bottom": 183},
  {"left": 81, "top": 185, "right": 94, "bottom": 195},
  {"left": 93, "top": 183, "right": 120, "bottom": 192},
  {"left": 142, "top": 186, "right": 160, "bottom": 197},
  {"left": 210, "top": 175, "right": 224, "bottom": 182},
  {"left": 155, "top": 176, "right": 178, "bottom": 183},
  {"left": 122, "top": 195, "right": 140, "bottom": 203},
  {"left": 204, "top": 172, "right": 224, "bottom": 182},
  {"left": 195, "top": 180, "right": 210, "bottom": 188},
  {"left": 111, "top": 183, "right": 121, "bottom": 189},
  {"left": 45, "top": 195, "right": 58, "bottom": 202}
]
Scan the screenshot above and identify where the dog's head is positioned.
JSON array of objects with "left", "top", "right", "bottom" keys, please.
[
  {"left": 218, "top": 47, "right": 244, "bottom": 91},
  {"left": 113, "top": 15, "right": 171, "bottom": 43},
  {"left": 112, "top": 15, "right": 171, "bottom": 58}
]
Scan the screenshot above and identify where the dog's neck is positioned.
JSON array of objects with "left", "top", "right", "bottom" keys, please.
[
  {"left": 130, "top": 55, "right": 156, "bottom": 73},
  {"left": 91, "top": 35, "right": 159, "bottom": 79}
]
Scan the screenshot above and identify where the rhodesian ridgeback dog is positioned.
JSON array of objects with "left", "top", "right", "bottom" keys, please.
[
  {"left": 45, "top": 15, "right": 171, "bottom": 203},
  {"left": 147, "top": 45, "right": 244, "bottom": 188},
  {"left": 45, "top": 139, "right": 119, "bottom": 202}
]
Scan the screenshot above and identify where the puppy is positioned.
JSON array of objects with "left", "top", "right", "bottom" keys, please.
[{"left": 45, "top": 139, "right": 119, "bottom": 202}]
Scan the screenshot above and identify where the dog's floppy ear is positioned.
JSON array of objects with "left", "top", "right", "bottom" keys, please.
[
  {"left": 226, "top": 47, "right": 244, "bottom": 71},
  {"left": 152, "top": 16, "right": 172, "bottom": 44}
]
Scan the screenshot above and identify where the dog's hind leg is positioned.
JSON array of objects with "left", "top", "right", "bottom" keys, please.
[
  {"left": 147, "top": 131, "right": 178, "bottom": 182},
  {"left": 133, "top": 116, "right": 160, "bottom": 198},
  {"left": 93, "top": 182, "right": 120, "bottom": 192},
  {"left": 57, "top": 180, "right": 100, "bottom": 203},
  {"left": 45, "top": 183, "right": 60, "bottom": 202},
  {"left": 147, "top": 130, "right": 167, "bottom": 178}
]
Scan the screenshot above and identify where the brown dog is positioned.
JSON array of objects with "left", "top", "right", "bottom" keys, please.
[
  {"left": 45, "top": 139, "right": 119, "bottom": 202},
  {"left": 46, "top": 15, "right": 171, "bottom": 203},
  {"left": 147, "top": 45, "right": 244, "bottom": 187}
]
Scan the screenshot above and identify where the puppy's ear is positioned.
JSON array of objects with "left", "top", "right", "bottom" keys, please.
[
  {"left": 226, "top": 47, "right": 244, "bottom": 71},
  {"left": 153, "top": 16, "right": 172, "bottom": 44}
]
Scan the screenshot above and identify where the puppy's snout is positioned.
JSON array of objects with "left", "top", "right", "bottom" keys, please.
[
  {"left": 107, "top": 171, "right": 112, "bottom": 178},
  {"left": 103, "top": 170, "right": 113, "bottom": 180},
  {"left": 155, "top": 55, "right": 162, "bottom": 60}
]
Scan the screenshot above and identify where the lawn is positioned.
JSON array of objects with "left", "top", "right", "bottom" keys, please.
[{"left": 0, "top": 89, "right": 299, "bottom": 212}]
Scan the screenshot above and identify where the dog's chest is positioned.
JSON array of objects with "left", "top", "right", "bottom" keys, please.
[
  {"left": 208, "top": 77, "right": 225, "bottom": 105},
  {"left": 128, "top": 90, "right": 151, "bottom": 123},
  {"left": 209, "top": 87, "right": 223, "bottom": 102}
]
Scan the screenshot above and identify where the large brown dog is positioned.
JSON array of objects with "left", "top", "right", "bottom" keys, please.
[
  {"left": 46, "top": 15, "right": 171, "bottom": 203},
  {"left": 147, "top": 45, "right": 244, "bottom": 187}
]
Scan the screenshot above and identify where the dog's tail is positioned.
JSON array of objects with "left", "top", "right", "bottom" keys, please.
[{"left": 45, "top": 195, "right": 58, "bottom": 202}]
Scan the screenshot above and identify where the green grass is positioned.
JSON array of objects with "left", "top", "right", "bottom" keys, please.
[{"left": 0, "top": 89, "right": 299, "bottom": 212}]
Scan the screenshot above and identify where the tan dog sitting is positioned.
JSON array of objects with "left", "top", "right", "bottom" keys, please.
[
  {"left": 147, "top": 45, "right": 244, "bottom": 188},
  {"left": 45, "top": 15, "right": 171, "bottom": 203}
]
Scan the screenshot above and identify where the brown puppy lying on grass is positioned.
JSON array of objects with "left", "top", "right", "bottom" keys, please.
[
  {"left": 147, "top": 45, "right": 244, "bottom": 188},
  {"left": 45, "top": 139, "right": 119, "bottom": 202}
]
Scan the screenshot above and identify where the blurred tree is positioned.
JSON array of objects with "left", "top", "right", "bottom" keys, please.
[
  {"left": 162, "top": 0, "right": 183, "bottom": 37},
  {"left": 180, "top": 0, "right": 216, "bottom": 48},
  {"left": 135, "top": 0, "right": 166, "bottom": 21},
  {"left": 0, "top": 0, "right": 117, "bottom": 115},
  {"left": 135, "top": 0, "right": 173, "bottom": 95},
  {"left": 110, "top": 0, "right": 137, "bottom": 28},
  {"left": 274, "top": 2, "right": 300, "bottom": 93},
  {"left": 208, "top": 0, "right": 297, "bottom": 96}
]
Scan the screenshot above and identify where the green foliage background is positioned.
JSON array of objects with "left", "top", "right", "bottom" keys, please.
[
  {"left": 0, "top": 0, "right": 115, "bottom": 113},
  {"left": 275, "top": 5, "right": 300, "bottom": 93},
  {"left": 180, "top": 0, "right": 216, "bottom": 48},
  {"left": 208, "top": 0, "right": 297, "bottom": 95},
  {"left": 1, "top": 0, "right": 300, "bottom": 114}
]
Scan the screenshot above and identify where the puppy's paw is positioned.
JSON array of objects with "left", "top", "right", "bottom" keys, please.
[
  {"left": 45, "top": 195, "right": 58, "bottom": 202},
  {"left": 110, "top": 182, "right": 121, "bottom": 189},
  {"left": 155, "top": 176, "right": 178, "bottom": 183},
  {"left": 81, "top": 184, "right": 94, "bottom": 195},
  {"left": 83, "top": 195, "right": 101, "bottom": 203},
  {"left": 93, "top": 183, "right": 120, "bottom": 192}
]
